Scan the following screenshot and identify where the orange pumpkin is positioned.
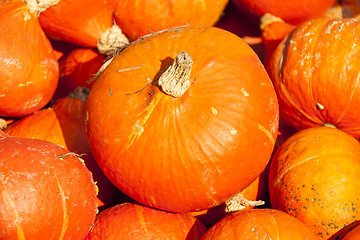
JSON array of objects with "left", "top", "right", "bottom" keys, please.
[
  {"left": 85, "top": 25, "right": 279, "bottom": 213},
  {"left": 0, "top": 0, "right": 59, "bottom": 117},
  {"left": 268, "top": 17, "right": 360, "bottom": 138},
  {"left": 269, "top": 126, "right": 360, "bottom": 239},
  {"left": 343, "top": 225, "right": 360, "bottom": 240},
  {"left": 5, "top": 88, "right": 123, "bottom": 210},
  {"left": 113, "top": 0, "right": 229, "bottom": 40},
  {"left": 54, "top": 48, "right": 106, "bottom": 100},
  {"left": 85, "top": 202, "right": 207, "bottom": 240},
  {"left": 202, "top": 208, "right": 320, "bottom": 239},
  {"left": 38, "top": 0, "right": 128, "bottom": 54},
  {"left": 0, "top": 130, "right": 98, "bottom": 239},
  {"left": 231, "top": 0, "right": 336, "bottom": 25}
]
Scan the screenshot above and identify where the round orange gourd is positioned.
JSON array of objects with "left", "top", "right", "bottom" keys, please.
[
  {"left": 0, "top": 130, "right": 98, "bottom": 239},
  {"left": 85, "top": 202, "right": 207, "bottom": 240},
  {"left": 269, "top": 126, "right": 360, "bottom": 239},
  {"left": 54, "top": 48, "right": 106, "bottom": 100},
  {"left": 268, "top": 17, "right": 360, "bottom": 138},
  {"left": 202, "top": 208, "right": 320, "bottom": 239},
  {"left": 0, "top": 0, "right": 59, "bottom": 117},
  {"left": 231, "top": 0, "right": 336, "bottom": 25},
  {"left": 85, "top": 25, "right": 279, "bottom": 213},
  {"left": 5, "top": 88, "right": 122, "bottom": 209},
  {"left": 113, "top": 0, "right": 228, "bottom": 40}
]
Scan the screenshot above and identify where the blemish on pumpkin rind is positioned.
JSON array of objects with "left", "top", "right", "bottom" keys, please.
[
  {"left": 55, "top": 174, "right": 69, "bottom": 240},
  {"left": 240, "top": 88, "right": 249, "bottom": 97},
  {"left": 257, "top": 124, "right": 275, "bottom": 145},
  {"left": 134, "top": 204, "right": 148, "bottom": 233},
  {"left": 211, "top": 107, "right": 217, "bottom": 115},
  {"left": 1, "top": 182, "right": 26, "bottom": 240}
]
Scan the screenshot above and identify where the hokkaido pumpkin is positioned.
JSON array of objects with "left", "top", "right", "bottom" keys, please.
[
  {"left": 201, "top": 208, "right": 320, "bottom": 239},
  {"left": 85, "top": 25, "right": 279, "bottom": 213},
  {"left": 0, "top": 130, "right": 98, "bottom": 239},
  {"left": 38, "top": 0, "right": 128, "bottom": 54},
  {"left": 269, "top": 126, "right": 360, "bottom": 239},
  {"left": 85, "top": 202, "right": 207, "bottom": 240},
  {"left": 231, "top": 0, "right": 336, "bottom": 25},
  {"left": 54, "top": 48, "right": 106, "bottom": 100},
  {"left": 5, "top": 88, "right": 123, "bottom": 210},
  {"left": 0, "top": 0, "right": 59, "bottom": 117},
  {"left": 113, "top": 0, "right": 229, "bottom": 41},
  {"left": 268, "top": 17, "right": 360, "bottom": 138}
]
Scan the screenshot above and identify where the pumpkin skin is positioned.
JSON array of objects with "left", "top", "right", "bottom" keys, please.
[
  {"left": 269, "top": 126, "right": 360, "bottom": 239},
  {"left": 113, "top": 0, "right": 229, "bottom": 40},
  {"left": 5, "top": 88, "right": 123, "bottom": 210},
  {"left": 268, "top": 17, "right": 360, "bottom": 138},
  {"left": 0, "top": 130, "right": 98, "bottom": 239},
  {"left": 343, "top": 225, "right": 360, "bottom": 240},
  {"left": 38, "top": 0, "right": 117, "bottom": 48},
  {"left": 0, "top": 0, "right": 59, "bottom": 117},
  {"left": 85, "top": 25, "right": 279, "bottom": 213},
  {"left": 54, "top": 48, "right": 105, "bottom": 100},
  {"left": 85, "top": 202, "right": 207, "bottom": 240},
  {"left": 202, "top": 208, "right": 320, "bottom": 239},
  {"left": 231, "top": 0, "right": 336, "bottom": 25}
]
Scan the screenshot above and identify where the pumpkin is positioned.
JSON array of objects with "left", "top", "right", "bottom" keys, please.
[
  {"left": 268, "top": 17, "right": 360, "bottom": 138},
  {"left": 231, "top": 0, "right": 336, "bottom": 25},
  {"left": 0, "top": 0, "right": 59, "bottom": 117},
  {"left": 85, "top": 202, "right": 207, "bottom": 240},
  {"left": 54, "top": 48, "right": 106, "bottom": 100},
  {"left": 5, "top": 88, "right": 123, "bottom": 210},
  {"left": 343, "top": 225, "right": 360, "bottom": 240},
  {"left": 85, "top": 25, "right": 279, "bottom": 213},
  {"left": 38, "top": 0, "right": 129, "bottom": 54},
  {"left": 201, "top": 208, "right": 320, "bottom": 239},
  {"left": 269, "top": 126, "right": 360, "bottom": 239},
  {"left": 0, "top": 130, "right": 98, "bottom": 239},
  {"left": 113, "top": 0, "right": 229, "bottom": 41}
]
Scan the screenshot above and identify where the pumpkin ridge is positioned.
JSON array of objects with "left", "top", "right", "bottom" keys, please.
[{"left": 0, "top": 181, "right": 26, "bottom": 239}]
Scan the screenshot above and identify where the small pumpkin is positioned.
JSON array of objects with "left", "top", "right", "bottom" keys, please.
[
  {"left": 268, "top": 17, "right": 360, "bottom": 138},
  {"left": 5, "top": 88, "right": 123, "bottom": 210},
  {"left": 0, "top": 0, "right": 59, "bottom": 117},
  {"left": 113, "top": 0, "right": 229, "bottom": 40},
  {"left": 0, "top": 130, "right": 98, "bottom": 239},
  {"left": 201, "top": 208, "right": 320, "bottom": 239},
  {"left": 85, "top": 202, "right": 207, "bottom": 240},
  {"left": 269, "top": 126, "right": 360, "bottom": 239},
  {"left": 85, "top": 25, "right": 279, "bottom": 213},
  {"left": 231, "top": 0, "right": 336, "bottom": 25}
]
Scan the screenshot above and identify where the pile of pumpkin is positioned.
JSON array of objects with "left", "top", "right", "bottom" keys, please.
[{"left": 2, "top": 0, "right": 360, "bottom": 239}]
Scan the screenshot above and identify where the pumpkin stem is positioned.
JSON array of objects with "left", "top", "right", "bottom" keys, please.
[
  {"left": 225, "top": 192, "right": 265, "bottom": 213},
  {"left": 68, "top": 87, "right": 90, "bottom": 103},
  {"left": 97, "top": 24, "right": 129, "bottom": 56},
  {"left": 158, "top": 51, "right": 193, "bottom": 98},
  {"left": 25, "top": 0, "right": 60, "bottom": 16},
  {"left": 0, "top": 118, "right": 7, "bottom": 130},
  {"left": 259, "top": 13, "right": 284, "bottom": 31},
  {"left": 321, "top": 123, "right": 337, "bottom": 128}
]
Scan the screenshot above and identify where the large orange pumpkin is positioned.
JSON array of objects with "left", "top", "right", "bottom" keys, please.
[
  {"left": 5, "top": 88, "right": 123, "bottom": 210},
  {"left": 269, "top": 126, "right": 360, "bottom": 239},
  {"left": 0, "top": 0, "right": 59, "bottom": 117},
  {"left": 202, "top": 208, "right": 320, "bottom": 239},
  {"left": 85, "top": 25, "right": 279, "bottom": 213},
  {"left": 0, "top": 130, "right": 98, "bottom": 239},
  {"left": 85, "top": 202, "right": 207, "bottom": 240},
  {"left": 113, "top": 0, "right": 229, "bottom": 40},
  {"left": 268, "top": 17, "right": 360, "bottom": 138}
]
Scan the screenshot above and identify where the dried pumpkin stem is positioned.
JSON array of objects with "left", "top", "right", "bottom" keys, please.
[
  {"left": 68, "top": 87, "right": 90, "bottom": 103},
  {"left": 259, "top": 13, "right": 284, "bottom": 31},
  {"left": 0, "top": 118, "right": 7, "bottom": 130},
  {"left": 158, "top": 51, "right": 193, "bottom": 98},
  {"left": 225, "top": 192, "right": 265, "bottom": 213},
  {"left": 25, "top": 0, "right": 60, "bottom": 16},
  {"left": 97, "top": 24, "right": 129, "bottom": 56}
]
